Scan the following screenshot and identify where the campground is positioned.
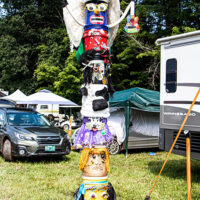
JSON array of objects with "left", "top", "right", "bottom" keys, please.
[{"left": 0, "top": 150, "right": 199, "bottom": 200}]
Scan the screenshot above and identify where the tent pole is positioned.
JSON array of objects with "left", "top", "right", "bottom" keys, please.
[
  {"left": 70, "top": 107, "right": 72, "bottom": 116},
  {"left": 125, "top": 105, "right": 130, "bottom": 158}
]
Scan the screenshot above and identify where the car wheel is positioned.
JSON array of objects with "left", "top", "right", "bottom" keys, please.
[
  {"left": 2, "top": 139, "right": 13, "bottom": 161},
  {"left": 63, "top": 124, "right": 69, "bottom": 131},
  {"left": 66, "top": 144, "right": 71, "bottom": 155},
  {"left": 108, "top": 138, "right": 121, "bottom": 155}
]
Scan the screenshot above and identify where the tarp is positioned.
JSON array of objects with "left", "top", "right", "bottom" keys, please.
[
  {"left": 0, "top": 89, "right": 27, "bottom": 101},
  {"left": 129, "top": 109, "right": 159, "bottom": 137},
  {"left": 17, "top": 89, "right": 78, "bottom": 106},
  {"left": 109, "top": 87, "right": 160, "bottom": 156},
  {"left": 108, "top": 109, "right": 126, "bottom": 145}
]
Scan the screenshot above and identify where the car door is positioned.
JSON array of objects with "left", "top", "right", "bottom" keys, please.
[{"left": 0, "top": 111, "right": 7, "bottom": 151}]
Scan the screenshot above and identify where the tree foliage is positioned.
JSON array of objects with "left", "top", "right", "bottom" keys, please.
[
  {"left": 0, "top": 0, "right": 200, "bottom": 101},
  {"left": 0, "top": 0, "right": 62, "bottom": 94}
]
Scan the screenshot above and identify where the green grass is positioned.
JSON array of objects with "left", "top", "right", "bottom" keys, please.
[{"left": 0, "top": 150, "right": 199, "bottom": 200}]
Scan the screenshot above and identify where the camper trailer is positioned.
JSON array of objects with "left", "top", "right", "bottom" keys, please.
[{"left": 157, "top": 30, "right": 200, "bottom": 160}]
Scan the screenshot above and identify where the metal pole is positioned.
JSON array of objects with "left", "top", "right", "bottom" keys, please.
[
  {"left": 125, "top": 105, "right": 130, "bottom": 158},
  {"left": 186, "top": 132, "right": 191, "bottom": 200}
]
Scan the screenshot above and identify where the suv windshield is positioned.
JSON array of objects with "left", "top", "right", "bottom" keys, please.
[{"left": 7, "top": 112, "right": 50, "bottom": 126}]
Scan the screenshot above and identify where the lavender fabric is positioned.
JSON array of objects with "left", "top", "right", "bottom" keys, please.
[{"left": 73, "top": 117, "right": 113, "bottom": 148}]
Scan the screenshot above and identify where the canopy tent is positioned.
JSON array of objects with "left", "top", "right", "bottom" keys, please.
[
  {"left": 0, "top": 89, "right": 27, "bottom": 101},
  {"left": 109, "top": 87, "right": 160, "bottom": 156},
  {"left": 17, "top": 89, "right": 78, "bottom": 106},
  {"left": 109, "top": 87, "right": 160, "bottom": 112}
]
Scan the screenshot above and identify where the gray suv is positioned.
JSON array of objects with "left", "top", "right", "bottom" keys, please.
[{"left": 0, "top": 107, "right": 71, "bottom": 161}]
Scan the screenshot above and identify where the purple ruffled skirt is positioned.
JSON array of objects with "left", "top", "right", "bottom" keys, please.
[{"left": 73, "top": 117, "right": 113, "bottom": 149}]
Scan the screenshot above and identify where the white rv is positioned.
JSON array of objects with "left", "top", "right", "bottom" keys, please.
[
  {"left": 36, "top": 104, "right": 59, "bottom": 119},
  {"left": 157, "top": 30, "right": 200, "bottom": 160}
]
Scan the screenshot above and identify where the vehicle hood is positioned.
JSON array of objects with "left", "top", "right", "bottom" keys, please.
[{"left": 11, "top": 126, "right": 63, "bottom": 136}]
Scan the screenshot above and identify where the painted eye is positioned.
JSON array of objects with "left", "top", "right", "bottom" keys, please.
[
  {"left": 90, "top": 192, "right": 97, "bottom": 199},
  {"left": 99, "top": 3, "right": 107, "bottom": 11},
  {"left": 92, "top": 154, "right": 96, "bottom": 159},
  {"left": 101, "top": 192, "right": 107, "bottom": 198},
  {"left": 101, "top": 153, "right": 105, "bottom": 159},
  {"left": 93, "top": 66, "right": 99, "bottom": 72},
  {"left": 86, "top": 3, "right": 95, "bottom": 11}
]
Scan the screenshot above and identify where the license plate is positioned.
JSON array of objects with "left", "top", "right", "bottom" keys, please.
[{"left": 45, "top": 146, "right": 55, "bottom": 152}]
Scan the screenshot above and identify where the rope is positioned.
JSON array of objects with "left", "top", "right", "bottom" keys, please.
[{"left": 146, "top": 88, "right": 200, "bottom": 199}]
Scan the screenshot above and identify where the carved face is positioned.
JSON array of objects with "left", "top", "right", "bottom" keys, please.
[
  {"left": 80, "top": 148, "right": 110, "bottom": 177},
  {"left": 85, "top": 3, "right": 108, "bottom": 30},
  {"left": 86, "top": 117, "right": 105, "bottom": 131},
  {"left": 83, "top": 176, "right": 108, "bottom": 200},
  {"left": 88, "top": 60, "right": 106, "bottom": 83},
  {"left": 83, "top": 151, "right": 107, "bottom": 177}
]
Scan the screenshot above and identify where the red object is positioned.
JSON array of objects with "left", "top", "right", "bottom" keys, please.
[{"left": 83, "top": 29, "right": 108, "bottom": 51}]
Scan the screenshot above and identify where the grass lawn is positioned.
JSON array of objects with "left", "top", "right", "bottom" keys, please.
[{"left": 0, "top": 149, "right": 199, "bottom": 200}]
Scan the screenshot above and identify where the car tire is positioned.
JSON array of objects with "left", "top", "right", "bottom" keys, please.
[
  {"left": 2, "top": 139, "right": 13, "bottom": 161},
  {"left": 108, "top": 138, "right": 121, "bottom": 155},
  {"left": 66, "top": 144, "right": 71, "bottom": 155},
  {"left": 63, "top": 124, "right": 69, "bottom": 131}
]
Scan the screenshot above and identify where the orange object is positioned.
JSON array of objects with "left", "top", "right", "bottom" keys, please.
[
  {"left": 68, "top": 126, "right": 72, "bottom": 136},
  {"left": 69, "top": 116, "right": 73, "bottom": 124},
  {"left": 147, "top": 88, "right": 200, "bottom": 198},
  {"left": 186, "top": 136, "right": 191, "bottom": 200},
  {"left": 68, "top": 116, "right": 73, "bottom": 136}
]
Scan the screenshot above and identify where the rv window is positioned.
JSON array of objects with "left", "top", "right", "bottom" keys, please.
[
  {"left": 166, "top": 58, "right": 177, "bottom": 93},
  {"left": 40, "top": 105, "right": 48, "bottom": 109}
]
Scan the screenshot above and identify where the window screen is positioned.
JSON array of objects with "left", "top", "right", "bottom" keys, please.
[{"left": 166, "top": 58, "right": 177, "bottom": 93}]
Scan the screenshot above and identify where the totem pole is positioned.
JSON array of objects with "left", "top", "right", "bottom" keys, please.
[{"left": 61, "top": 0, "right": 140, "bottom": 199}]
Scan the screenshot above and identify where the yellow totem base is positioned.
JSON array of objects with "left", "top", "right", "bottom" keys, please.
[{"left": 83, "top": 176, "right": 108, "bottom": 199}]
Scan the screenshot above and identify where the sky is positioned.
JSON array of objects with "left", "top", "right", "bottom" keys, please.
[{"left": 0, "top": 2, "right": 6, "bottom": 17}]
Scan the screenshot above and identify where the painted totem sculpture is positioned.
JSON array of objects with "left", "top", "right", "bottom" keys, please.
[{"left": 61, "top": 0, "right": 139, "bottom": 199}]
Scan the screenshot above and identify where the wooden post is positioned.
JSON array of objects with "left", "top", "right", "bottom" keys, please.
[{"left": 186, "top": 132, "right": 191, "bottom": 200}]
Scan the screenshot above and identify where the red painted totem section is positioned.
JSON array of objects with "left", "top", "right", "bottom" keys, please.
[{"left": 83, "top": 29, "right": 108, "bottom": 51}]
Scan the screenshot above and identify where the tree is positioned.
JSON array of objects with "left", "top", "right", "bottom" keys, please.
[
  {"left": 35, "top": 28, "right": 82, "bottom": 103},
  {"left": 54, "top": 52, "right": 82, "bottom": 104},
  {"left": 0, "top": 0, "right": 200, "bottom": 96},
  {"left": 110, "top": 0, "right": 200, "bottom": 91},
  {"left": 0, "top": 0, "right": 63, "bottom": 94}
]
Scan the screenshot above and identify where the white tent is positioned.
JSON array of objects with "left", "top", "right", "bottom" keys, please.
[
  {"left": 17, "top": 89, "right": 78, "bottom": 106},
  {"left": 0, "top": 89, "right": 27, "bottom": 101}
]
